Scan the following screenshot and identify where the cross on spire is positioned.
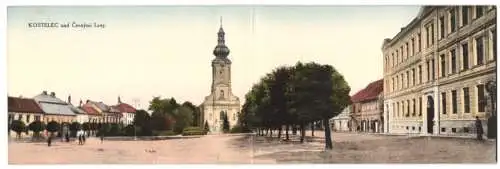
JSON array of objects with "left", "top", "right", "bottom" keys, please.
[{"left": 220, "top": 16, "right": 223, "bottom": 28}]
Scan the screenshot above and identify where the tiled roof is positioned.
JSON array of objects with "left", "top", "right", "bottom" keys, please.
[
  {"left": 8, "top": 97, "right": 44, "bottom": 113},
  {"left": 351, "top": 79, "right": 383, "bottom": 103},
  {"left": 33, "top": 93, "right": 76, "bottom": 116},
  {"left": 109, "top": 106, "right": 121, "bottom": 113},
  {"left": 115, "top": 103, "right": 137, "bottom": 113},
  {"left": 81, "top": 105, "right": 100, "bottom": 115},
  {"left": 89, "top": 101, "right": 109, "bottom": 112},
  {"left": 69, "top": 105, "right": 86, "bottom": 114}
]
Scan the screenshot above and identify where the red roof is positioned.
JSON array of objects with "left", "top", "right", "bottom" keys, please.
[
  {"left": 81, "top": 105, "right": 100, "bottom": 115},
  {"left": 115, "top": 103, "right": 137, "bottom": 113},
  {"left": 8, "top": 97, "right": 44, "bottom": 113},
  {"left": 351, "top": 79, "right": 383, "bottom": 103}
]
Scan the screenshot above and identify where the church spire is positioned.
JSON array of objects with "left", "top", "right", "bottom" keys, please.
[{"left": 213, "top": 16, "right": 230, "bottom": 58}]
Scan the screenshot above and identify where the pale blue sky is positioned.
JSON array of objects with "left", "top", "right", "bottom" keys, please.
[{"left": 7, "top": 6, "right": 420, "bottom": 109}]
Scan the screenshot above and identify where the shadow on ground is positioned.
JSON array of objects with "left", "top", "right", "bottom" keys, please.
[{"left": 228, "top": 134, "right": 497, "bottom": 163}]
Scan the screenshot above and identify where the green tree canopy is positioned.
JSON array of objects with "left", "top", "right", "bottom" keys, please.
[{"left": 10, "top": 120, "right": 26, "bottom": 138}]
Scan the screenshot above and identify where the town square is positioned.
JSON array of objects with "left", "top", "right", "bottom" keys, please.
[{"left": 5, "top": 5, "right": 498, "bottom": 164}]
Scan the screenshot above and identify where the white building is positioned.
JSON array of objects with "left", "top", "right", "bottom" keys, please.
[
  {"left": 330, "top": 105, "right": 352, "bottom": 132},
  {"left": 200, "top": 22, "right": 240, "bottom": 134},
  {"left": 115, "top": 97, "right": 137, "bottom": 126}
]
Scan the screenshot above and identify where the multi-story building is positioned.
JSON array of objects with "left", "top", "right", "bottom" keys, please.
[
  {"left": 86, "top": 100, "right": 121, "bottom": 124},
  {"left": 33, "top": 91, "right": 76, "bottom": 123},
  {"left": 8, "top": 96, "right": 45, "bottom": 137},
  {"left": 351, "top": 79, "right": 384, "bottom": 133},
  {"left": 382, "top": 6, "right": 496, "bottom": 136},
  {"left": 329, "top": 105, "right": 352, "bottom": 132},
  {"left": 114, "top": 96, "right": 137, "bottom": 126}
]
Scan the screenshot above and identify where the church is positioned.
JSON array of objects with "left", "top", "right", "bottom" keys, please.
[{"left": 199, "top": 20, "right": 241, "bottom": 134}]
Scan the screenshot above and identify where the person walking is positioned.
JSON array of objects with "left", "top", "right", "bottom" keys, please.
[
  {"left": 47, "top": 135, "right": 52, "bottom": 147},
  {"left": 475, "top": 116, "right": 484, "bottom": 141},
  {"left": 77, "top": 130, "right": 82, "bottom": 145},
  {"left": 100, "top": 133, "right": 104, "bottom": 144},
  {"left": 82, "top": 130, "right": 86, "bottom": 145}
]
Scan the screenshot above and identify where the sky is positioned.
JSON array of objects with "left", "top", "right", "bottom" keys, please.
[{"left": 7, "top": 6, "right": 421, "bottom": 110}]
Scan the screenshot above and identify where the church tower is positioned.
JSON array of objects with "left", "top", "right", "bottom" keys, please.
[{"left": 200, "top": 18, "right": 240, "bottom": 134}]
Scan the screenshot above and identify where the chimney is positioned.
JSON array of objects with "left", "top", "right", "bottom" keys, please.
[
  {"left": 79, "top": 99, "right": 83, "bottom": 107},
  {"left": 86, "top": 100, "right": 90, "bottom": 104},
  {"left": 42, "top": 91, "right": 48, "bottom": 95},
  {"left": 118, "top": 96, "right": 122, "bottom": 104},
  {"left": 50, "top": 92, "right": 55, "bottom": 97},
  {"left": 68, "top": 95, "right": 72, "bottom": 105}
]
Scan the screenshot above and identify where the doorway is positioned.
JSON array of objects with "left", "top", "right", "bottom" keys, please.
[{"left": 426, "top": 96, "right": 435, "bottom": 134}]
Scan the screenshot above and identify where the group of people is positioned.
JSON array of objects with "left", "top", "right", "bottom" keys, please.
[
  {"left": 77, "top": 129, "right": 87, "bottom": 145},
  {"left": 46, "top": 129, "right": 88, "bottom": 146}
]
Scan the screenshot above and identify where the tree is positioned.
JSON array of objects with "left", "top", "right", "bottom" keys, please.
[
  {"left": 69, "top": 122, "right": 81, "bottom": 137},
  {"left": 173, "top": 106, "right": 194, "bottom": 134},
  {"left": 46, "top": 121, "right": 60, "bottom": 136},
  {"left": 10, "top": 120, "right": 26, "bottom": 139},
  {"left": 133, "top": 110, "right": 153, "bottom": 136},
  {"left": 28, "top": 120, "right": 45, "bottom": 139},
  {"left": 182, "top": 101, "right": 199, "bottom": 127},
  {"left": 122, "top": 124, "right": 135, "bottom": 136},
  {"left": 82, "top": 122, "right": 90, "bottom": 136}
]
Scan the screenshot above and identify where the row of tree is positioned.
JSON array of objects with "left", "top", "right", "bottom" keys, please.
[
  {"left": 132, "top": 97, "right": 200, "bottom": 136},
  {"left": 240, "top": 62, "right": 351, "bottom": 149}
]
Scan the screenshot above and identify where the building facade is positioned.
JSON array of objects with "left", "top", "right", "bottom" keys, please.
[
  {"left": 115, "top": 96, "right": 137, "bottom": 126},
  {"left": 351, "top": 79, "right": 384, "bottom": 133},
  {"left": 8, "top": 96, "right": 45, "bottom": 137},
  {"left": 382, "top": 6, "right": 496, "bottom": 136},
  {"left": 200, "top": 22, "right": 241, "bottom": 134},
  {"left": 33, "top": 91, "right": 76, "bottom": 123},
  {"left": 329, "top": 105, "right": 352, "bottom": 132}
]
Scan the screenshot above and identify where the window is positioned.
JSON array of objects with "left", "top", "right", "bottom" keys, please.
[
  {"left": 391, "top": 53, "right": 395, "bottom": 66},
  {"left": 412, "top": 99, "right": 416, "bottom": 116},
  {"left": 396, "top": 76, "right": 399, "bottom": 90},
  {"left": 440, "top": 54, "right": 446, "bottom": 77},
  {"left": 426, "top": 61, "right": 430, "bottom": 81},
  {"left": 431, "top": 23, "right": 435, "bottom": 45},
  {"left": 419, "top": 97, "right": 422, "bottom": 116},
  {"left": 441, "top": 128, "right": 446, "bottom": 132},
  {"left": 418, "top": 33, "right": 422, "bottom": 52},
  {"left": 426, "top": 26, "right": 430, "bottom": 47},
  {"left": 8, "top": 114, "right": 13, "bottom": 124},
  {"left": 477, "top": 84, "right": 486, "bottom": 112},
  {"left": 406, "top": 71, "right": 409, "bottom": 88},
  {"left": 392, "top": 103, "right": 395, "bottom": 117},
  {"left": 418, "top": 65, "right": 422, "bottom": 84},
  {"left": 412, "top": 68, "right": 415, "bottom": 85},
  {"left": 396, "top": 50, "right": 399, "bottom": 64},
  {"left": 493, "top": 30, "right": 497, "bottom": 60},
  {"left": 397, "top": 102, "right": 400, "bottom": 117},
  {"left": 406, "top": 42, "right": 409, "bottom": 57},
  {"left": 26, "top": 115, "right": 30, "bottom": 123},
  {"left": 431, "top": 59, "right": 435, "bottom": 80},
  {"left": 406, "top": 100, "right": 410, "bottom": 117},
  {"left": 401, "top": 46, "right": 404, "bottom": 59},
  {"left": 441, "top": 92, "right": 447, "bottom": 114},
  {"left": 18, "top": 114, "right": 23, "bottom": 121},
  {"left": 476, "top": 36, "right": 484, "bottom": 65},
  {"left": 439, "top": 16, "right": 445, "bottom": 39},
  {"left": 450, "top": 9, "right": 456, "bottom": 33},
  {"left": 451, "top": 49, "right": 457, "bottom": 73},
  {"left": 464, "top": 87, "right": 470, "bottom": 113},
  {"left": 462, "top": 7, "right": 469, "bottom": 25},
  {"left": 452, "top": 128, "right": 457, "bottom": 133},
  {"left": 452, "top": 90, "right": 458, "bottom": 114},
  {"left": 476, "top": 6, "right": 484, "bottom": 18},
  {"left": 392, "top": 77, "right": 395, "bottom": 91},
  {"left": 411, "top": 38, "right": 415, "bottom": 56},
  {"left": 462, "top": 43, "right": 469, "bottom": 70},
  {"left": 464, "top": 127, "right": 470, "bottom": 133}
]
